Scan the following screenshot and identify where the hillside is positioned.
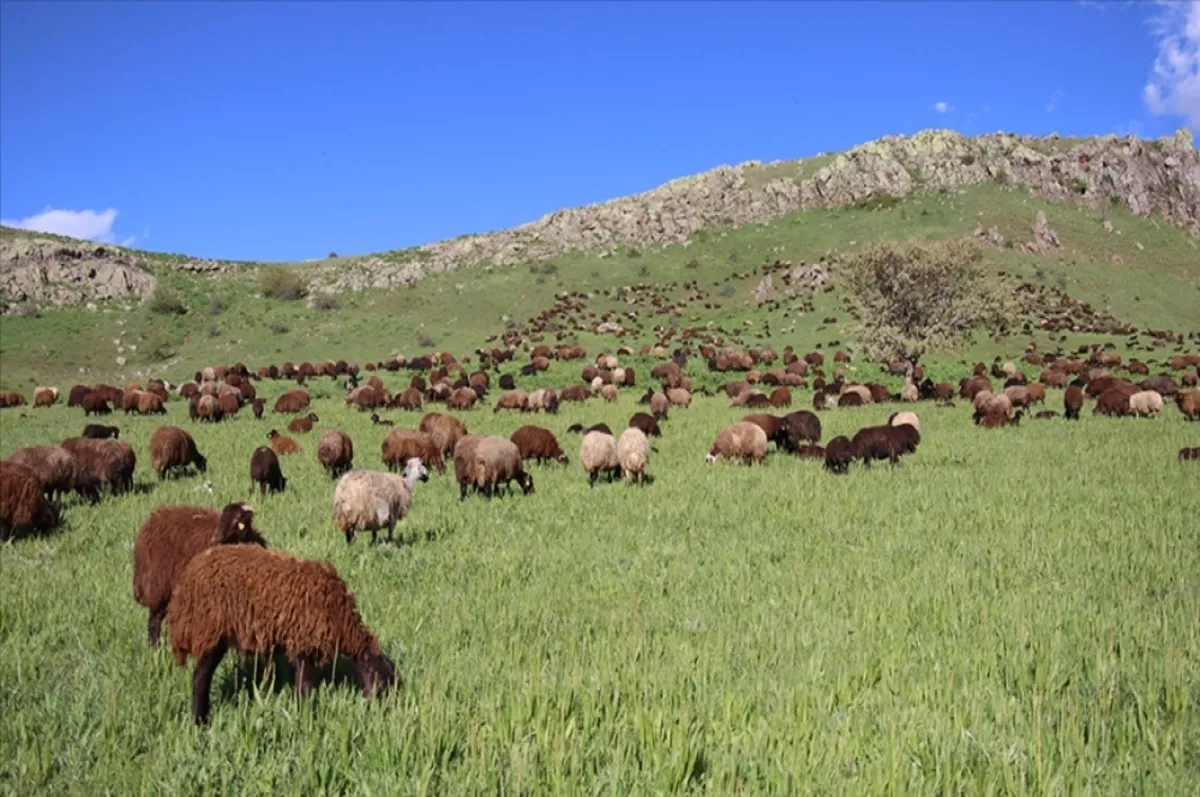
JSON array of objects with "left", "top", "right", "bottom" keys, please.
[{"left": 1, "top": 127, "right": 1198, "bottom": 388}]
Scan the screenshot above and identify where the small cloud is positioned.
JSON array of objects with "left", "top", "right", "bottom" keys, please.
[
  {"left": 1143, "top": 0, "right": 1200, "bottom": 128},
  {"left": 932, "top": 101, "right": 953, "bottom": 113},
  {"left": 0, "top": 206, "right": 133, "bottom": 244},
  {"left": 1047, "top": 89, "right": 1065, "bottom": 112}
]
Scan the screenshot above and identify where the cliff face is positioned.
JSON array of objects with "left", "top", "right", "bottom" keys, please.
[{"left": 0, "top": 236, "right": 157, "bottom": 315}]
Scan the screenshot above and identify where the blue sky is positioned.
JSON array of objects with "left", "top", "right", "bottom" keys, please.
[{"left": 1, "top": 1, "right": 1197, "bottom": 262}]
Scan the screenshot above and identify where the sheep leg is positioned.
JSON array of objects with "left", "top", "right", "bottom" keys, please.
[
  {"left": 588, "top": 471, "right": 597, "bottom": 488},
  {"left": 191, "top": 640, "right": 228, "bottom": 726},
  {"left": 292, "top": 656, "right": 314, "bottom": 699},
  {"left": 147, "top": 609, "right": 166, "bottom": 647}
]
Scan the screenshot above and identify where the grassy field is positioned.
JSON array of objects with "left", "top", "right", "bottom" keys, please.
[{"left": 2, "top": 364, "right": 1198, "bottom": 794}]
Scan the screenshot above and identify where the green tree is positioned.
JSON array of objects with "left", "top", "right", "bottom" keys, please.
[{"left": 259, "top": 266, "right": 308, "bottom": 300}]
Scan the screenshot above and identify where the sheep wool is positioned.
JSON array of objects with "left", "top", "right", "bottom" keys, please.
[
  {"left": 616, "top": 427, "right": 650, "bottom": 485},
  {"left": 332, "top": 460, "right": 428, "bottom": 544},
  {"left": 579, "top": 431, "right": 620, "bottom": 486}
]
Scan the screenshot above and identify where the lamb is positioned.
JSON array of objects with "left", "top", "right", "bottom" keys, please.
[
  {"left": 851, "top": 424, "right": 920, "bottom": 467},
  {"left": 1064, "top": 385, "right": 1085, "bottom": 421},
  {"left": 166, "top": 544, "right": 396, "bottom": 725},
  {"left": 332, "top": 459, "right": 429, "bottom": 544},
  {"left": 616, "top": 427, "right": 650, "bottom": 485},
  {"left": 250, "top": 446, "right": 287, "bottom": 494},
  {"left": 768, "top": 386, "right": 793, "bottom": 408},
  {"left": 0, "top": 461, "right": 60, "bottom": 541},
  {"left": 510, "top": 425, "right": 569, "bottom": 466},
  {"left": 81, "top": 424, "right": 120, "bottom": 439},
  {"left": 887, "top": 411, "right": 920, "bottom": 433},
  {"left": 472, "top": 436, "right": 535, "bottom": 498},
  {"left": 381, "top": 428, "right": 445, "bottom": 473},
  {"left": 267, "top": 429, "right": 302, "bottom": 455},
  {"left": 823, "top": 436, "right": 855, "bottom": 474},
  {"left": 628, "top": 412, "right": 662, "bottom": 438},
  {"left": 132, "top": 502, "right": 265, "bottom": 647},
  {"left": 150, "top": 426, "right": 208, "bottom": 480},
  {"left": 579, "top": 431, "right": 621, "bottom": 486},
  {"left": 1128, "top": 390, "right": 1165, "bottom": 418},
  {"left": 287, "top": 412, "right": 319, "bottom": 434},
  {"left": 5, "top": 445, "right": 100, "bottom": 504},
  {"left": 317, "top": 429, "right": 355, "bottom": 479},
  {"left": 251, "top": 398, "right": 266, "bottom": 419},
  {"left": 705, "top": 422, "right": 768, "bottom": 466},
  {"left": 60, "top": 437, "right": 136, "bottom": 496}
]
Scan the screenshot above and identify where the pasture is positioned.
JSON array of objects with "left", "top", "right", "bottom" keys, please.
[{"left": 1, "top": 374, "right": 1197, "bottom": 795}]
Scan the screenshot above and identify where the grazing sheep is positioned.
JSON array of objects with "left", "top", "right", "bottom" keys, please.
[
  {"left": 628, "top": 412, "right": 662, "bottom": 438},
  {"left": 851, "top": 424, "right": 920, "bottom": 467},
  {"left": 33, "top": 386, "right": 59, "bottom": 408},
  {"left": 1026, "top": 383, "right": 1046, "bottom": 404},
  {"left": 579, "top": 431, "right": 621, "bottom": 486},
  {"left": 649, "top": 392, "right": 670, "bottom": 417},
  {"left": 166, "top": 544, "right": 396, "bottom": 725},
  {"left": 837, "top": 392, "right": 864, "bottom": 408},
  {"left": 1128, "top": 390, "right": 1165, "bottom": 418},
  {"left": 60, "top": 437, "right": 136, "bottom": 496},
  {"left": 1064, "top": 385, "right": 1085, "bottom": 421},
  {"left": 0, "top": 461, "right": 60, "bottom": 541},
  {"left": 510, "top": 425, "right": 569, "bottom": 466},
  {"left": 823, "top": 436, "right": 855, "bottom": 475},
  {"left": 332, "top": 459, "right": 429, "bottom": 544},
  {"left": 768, "top": 386, "right": 793, "bottom": 408},
  {"left": 82, "top": 424, "right": 120, "bottom": 440},
  {"left": 453, "top": 435, "right": 486, "bottom": 500},
  {"left": 5, "top": 445, "right": 100, "bottom": 504},
  {"left": 287, "top": 412, "right": 319, "bottom": 434},
  {"left": 1094, "top": 388, "right": 1132, "bottom": 417},
  {"left": 267, "top": 429, "right": 302, "bottom": 455},
  {"left": 900, "top": 382, "right": 918, "bottom": 403},
  {"left": 250, "top": 446, "right": 287, "bottom": 494},
  {"left": 317, "top": 429, "right": 355, "bottom": 479},
  {"left": 422, "top": 413, "right": 468, "bottom": 458},
  {"left": 81, "top": 392, "right": 112, "bottom": 416},
  {"left": 251, "top": 398, "right": 266, "bottom": 419},
  {"left": 1003, "top": 385, "right": 1032, "bottom": 409},
  {"left": 526, "top": 388, "right": 559, "bottom": 414},
  {"left": 493, "top": 390, "right": 528, "bottom": 413},
  {"left": 194, "top": 394, "right": 223, "bottom": 423},
  {"left": 616, "top": 427, "right": 650, "bottom": 485},
  {"left": 0, "top": 390, "right": 27, "bottom": 408},
  {"left": 742, "top": 413, "right": 786, "bottom": 449},
  {"left": 780, "top": 410, "right": 822, "bottom": 452},
  {"left": 272, "top": 389, "right": 311, "bottom": 414},
  {"left": 381, "top": 428, "right": 445, "bottom": 474},
  {"left": 471, "top": 436, "right": 534, "bottom": 498},
  {"left": 1178, "top": 447, "right": 1199, "bottom": 461},
  {"left": 1176, "top": 391, "right": 1200, "bottom": 421},
  {"left": 887, "top": 411, "right": 920, "bottom": 433},
  {"left": 447, "top": 387, "right": 478, "bottom": 410},
  {"left": 150, "top": 426, "right": 208, "bottom": 480},
  {"left": 705, "top": 422, "right": 768, "bottom": 466},
  {"left": 132, "top": 502, "right": 265, "bottom": 647},
  {"left": 599, "top": 384, "right": 619, "bottom": 403}
]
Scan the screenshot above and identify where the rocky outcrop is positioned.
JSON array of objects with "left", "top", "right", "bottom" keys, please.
[
  {"left": 0, "top": 236, "right": 157, "bottom": 314},
  {"left": 310, "top": 127, "right": 1199, "bottom": 292}
]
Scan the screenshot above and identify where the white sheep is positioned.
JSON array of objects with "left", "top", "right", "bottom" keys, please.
[
  {"left": 616, "top": 427, "right": 650, "bottom": 485},
  {"left": 332, "top": 458, "right": 428, "bottom": 544}
]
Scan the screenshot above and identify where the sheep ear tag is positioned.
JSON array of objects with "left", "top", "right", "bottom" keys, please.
[{"left": 237, "top": 522, "right": 245, "bottom": 531}]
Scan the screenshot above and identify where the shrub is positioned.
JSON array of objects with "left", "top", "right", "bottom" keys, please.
[
  {"left": 147, "top": 285, "right": 186, "bottom": 315},
  {"left": 260, "top": 267, "right": 308, "bottom": 301},
  {"left": 636, "top": 264, "right": 650, "bottom": 278},
  {"left": 207, "top": 296, "right": 226, "bottom": 315},
  {"left": 312, "top": 294, "right": 340, "bottom": 311},
  {"left": 719, "top": 283, "right": 736, "bottom": 298},
  {"left": 626, "top": 247, "right": 642, "bottom": 259},
  {"left": 268, "top": 320, "right": 290, "bottom": 335},
  {"left": 205, "top": 322, "right": 220, "bottom": 338},
  {"left": 417, "top": 331, "right": 437, "bottom": 348},
  {"left": 328, "top": 251, "right": 339, "bottom": 259},
  {"left": 685, "top": 257, "right": 700, "bottom": 269}
]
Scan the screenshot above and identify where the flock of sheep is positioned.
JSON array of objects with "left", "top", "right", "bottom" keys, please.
[{"left": 1, "top": 336, "right": 1198, "bottom": 724}]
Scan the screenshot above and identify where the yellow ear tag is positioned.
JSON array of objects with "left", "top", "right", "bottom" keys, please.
[{"left": 237, "top": 522, "right": 245, "bottom": 530}]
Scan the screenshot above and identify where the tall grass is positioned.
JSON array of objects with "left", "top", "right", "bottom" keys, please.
[{"left": 1, "top": 369, "right": 1196, "bottom": 794}]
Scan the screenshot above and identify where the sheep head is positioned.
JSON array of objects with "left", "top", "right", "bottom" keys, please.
[
  {"left": 402, "top": 458, "right": 429, "bottom": 489},
  {"left": 214, "top": 502, "right": 266, "bottom": 546},
  {"left": 356, "top": 652, "right": 398, "bottom": 698}
]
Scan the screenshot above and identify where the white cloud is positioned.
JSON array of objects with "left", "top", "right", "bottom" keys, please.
[
  {"left": 932, "top": 101, "right": 953, "bottom": 113},
  {"left": 1143, "top": 0, "right": 1200, "bottom": 128},
  {"left": 0, "top": 206, "right": 137, "bottom": 245},
  {"left": 1046, "top": 89, "right": 1065, "bottom": 112}
]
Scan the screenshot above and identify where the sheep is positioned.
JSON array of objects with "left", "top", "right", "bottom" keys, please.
[
  {"left": 780, "top": 410, "right": 821, "bottom": 452},
  {"left": 194, "top": 394, "right": 223, "bottom": 423},
  {"left": 1094, "top": 388, "right": 1132, "bottom": 417},
  {"left": 837, "top": 393, "right": 864, "bottom": 408},
  {"left": 317, "top": 429, "right": 355, "bottom": 479},
  {"left": 1003, "top": 385, "right": 1032, "bottom": 409},
  {"left": 472, "top": 436, "right": 535, "bottom": 498},
  {"left": 381, "top": 428, "right": 445, "bottom": 474},
  {"left": 493, "top": 390, "right": 528, "bottom": 413},
  {"left": 0, "top": 390, "right": 27, "bottom": 408},
  {"left": 979, "top": 408, "right": 1026, "bottom": 429},
  {"left": 1064, "top": 385, "right": 1084, "bottom": 421},
  {"left": 0, "top": 461, "right": 60, "bottom": 541},
  {"left": 423, "top": 413, "right": 468, "bottom": 458},
  {"left": 81, "top": 392, "right": 112, "bottom": 416},
  {"left": 453, "top": 435, "right": 486, "bottom": 500},
  {"left": 823, "top": 436, "right": 855, "bottom": 474},
  {"left": 887, "top": 411, "right": 920, "bottom": 434},
  {"left": 1176, "top": 391, "right": 1200, "bottom": 421},
  {"left": 132, "top": 502, "right": 265, "bottom": 647},
  {"left": 267, "top": 429, "right": 302, "bottom": 455},
  {"left": 742, "top": 413, "right": 787, "bottom": 449},
  {"left": 579, "top": 431, "right": 621, "bottom": 486},
  {"left": 900, "top": 382, "right": 918, "bottom": 403},
  {"left": 150, "top": 426, "right": 208, "bottom": 480},
  {"left": 851, "top": 424, "right": 920, "bottom": 467},
  {"left": 392, "top": 387, "right": 422, "bottom": 411},
  {"left": 82, "top": 424, "right": 120, "bottom": 439},
  {"left": 599, "top": 384, "right": 619, "bottom": 403},
  {"left": 273, "top": 389, "right": 311, "bottom": 414},
  {"left": 510, "top": 425, "right": 569, "bottom": 466},
  {"left": 616, "top": 427, "right": 650, "bottom": 485},
  {"left": 33, "top": 386, "right": 58, "bottom": 408},
  {"left": 5, "top": 445, "right": 100, "bottom": 504},
  {"left": 792, "top": 444, "right": 826, "bottom": 460},
  {"left": 665, "top": 387, "right": 691, "bottom": 407},
  {"left": 1129, "top": 390, "right": 1165, "bottom": 418},
  {"left": 251, "top": 398, "right": 266, "bottom": 419},
  {"left": 60, "top": 437, "right": 136, "bottom": 496},
  {"left": 287, "top": 412, "right": 319, "bottom": 434},
  {"left": 705, "top": 422, "right": 768, "bottom": 466},
  {"left": 332, "top": 459, "right": 429, "bottom": 544},
  {"left": 250, "top": 446, "right": 287, "bottom": 494},
  {"left": 526, "top": 388, "right": 559, "bottom": 414},
  {"left": 166, "top": 544, "right": 396, "bottom": 725},
  {"left": 1178, "top": 447, "right": 1200, "bottom": 461},
  {"left": 768, "top": 386, "right": 793, "bottom": 408},
  {"left": 649, "top": 392, "right": 670, "bottom": 418},
  {"left": 447, "top": 387, "right": 478, "bottom": 410},
  {"left": 628, "top": 412, "right": 662, "bottom": 438}
]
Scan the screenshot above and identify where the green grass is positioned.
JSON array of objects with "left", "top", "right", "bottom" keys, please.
[{"left": 1, "top": 373, "right": 1197, "bottom": 794}]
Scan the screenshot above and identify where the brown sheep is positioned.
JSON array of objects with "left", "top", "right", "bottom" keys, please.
[
  {"left": 392, "top": 387, "right": 423, "bottom": 411},
  {"left": 851, "top": 424, "right": 920, "bottom": 467},
  {"left": 1026, "top": 383, "right": 1046, "bottom": 404},
  {"left": 1094, "top": 388, "right": 1132, "bottom": 417},
  {"left": 5, "top": 445, "right": 100, "bottom": 504},
  {"left": 0, "top": 390, "right": 27, "bottom": 408},
  {"left": 823, "top": 436, "right": 854, "bottom": 474},
  {"left": 628, "top": 412, "right": 662, "bottom": 438},
  {"left": 0, "top": 461, "right": 60, "bottom": 540},
  {"left": 837, "top": 392, "right": 864, "bottom": 408},
  {"left": 81, "top": 424, "right": 120, "bottom": 440},
  {"left": 150, "top": 426, "right": 208, "bottom": 480},
  {"left": 68, "top": 385, "right": 92, "bottom": 407},
  {"left": 447, "top": 387, "right": 478, "bottom": 410},
  {"left": 267, "top": 429, "right": 302, "bottom": 455},
  {"left": 287, "top": 412, "right": 319, "bottom": 434},
  {"left": 494, "top": 390, "right": 529, "bottom": 413},
  {"left": 317, "top": 429, "right": 355, "bottom": 479},
  {"left": 194, "top": 394, "right": 222, "bottom": 423},
  {"left": 381, "top": 428, "right": 445, "bottom": 473},
  {"left": 250, "top": 446, "right": 287, "bottom": 494},
  {"left": 1176, "top": 391, "right": 1200, "bottom": 421},
  {"left": 768, "top": 386, "right": 792, "bottom": 408},
  {"left": 33, "top": 386, "right": 58, "bottom": 408},
  {"left": 273, "top": 388, "right": 311, "bottom": 414},
  {"left": 706, "top": 422, "right": 768, "bottom": 466},
  {"left": 216, "top": 391, "right": 240, "bottom": 417},
  {"left": 133, "top": 502, "right": 265, "bottom": 647},
  {"left": 1064, "top": 385, "right": 1085, "bottom": 421},
  {"left": 561, "top": 384, "right": 593, "bottom": 403},
  {"left": 423, "top": 413, "right": 468, "bottom": 458},
  {"left": 472, "top": 436, "right": 534, "bottom": 498},
  {"left": 347, "top": 385, "right": 388, "bottom": 411},
  {"left": 60, "top": 437, "right": 136, "bottom": 496},
  {"left": 166, "top": 544, "right": 396, "bottom": 725},
  {"left": 510, "top": 425, "right": 569, "bottom": 466},
  {"left": 792, "top": 444, "right": 826, "bottom": 460},
  {"left": 1178, "top": 447, "right": 1200, "bottom": 461},
  {"left": 81, "top": 392, "right": 112, "bottom": 416},
  {"left": 453, "top": 435, "right": 486, "bottom": 500},
  {"left": 742, "top": 413, "right": 786, "bottom": 449},
  {"left": 137, "top": 391, "right": 167, "bottom": 415},
  {"left": 252, "top": 398, "right": 266, "bottom": 418}
]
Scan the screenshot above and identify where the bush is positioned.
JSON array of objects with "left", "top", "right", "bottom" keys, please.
[
  {"left": 685, "top": 257, "right": 700, "bottom": 269},
  {"left": 268, "top": 320, "right": 290, "bottom": 335},
  {"left": 312, "top": 294, "right": 340, "bottom": 311},
  {"left": 416, "top": 331, "right": 437, "bottom": 348},
  {"left": 205, "top": 322, "right": 220, "bottom": 338},
  {"left": 719, "top": 283, "right": 736, "bottom": 298},
  {"left": 260, "top": 267, "right": 308, "bottom": 301},
  {"left": 328, "top": 251, "right": 339, "bottom": 259},
  {"left": 147, "top": 285, "right": 186, "bottom": 315},
  {"left": 207, "top": 296, "right": 227, "bottom": 315}
]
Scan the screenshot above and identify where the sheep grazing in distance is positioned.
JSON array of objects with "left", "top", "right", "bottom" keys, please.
[
  {"left": 251, "top": 398, "right": 266, "bottom": 419},
  {"left": 250, "top": 446, "right": 287, "bottom": 495},
  {"left": 705, "top": 422, "right": 768, "bottom": 466},
  {"left": 267, "top": 429, "right": 302, "bottom": 455},
  {"left": 132, "top": 502, "right": 265, "bottom": 647},
  {"left": 5, "top": 445, "right": 100, "bottom": 505},
  {"left": 381, "top": 428, "right": 445, "bottom": 474},
  {"left": 1179, "top": 447, "right": 1200, "bottom": 461},
  {"left": 166, "top": 544, "right": 396, "bottom": 725},
  {"left": 980, "top": 408, "right": 1026, "bottom": 429},
  {"left": 616, "top": 427, "right": 651, "bottom": 485},
  {"left": 81, "top": 393, "right": 112, "bottom": 416},
  {"left": 579, "top": 431, "right": 621, "bottom": 486},
  {"left": 472, "top": 436, "right": 534, "bottom": 498},
  {"left": 494, "top": 390, "right": 528, "bottom": 413},
  {"left": 332, "top": 459, "right": 429, "bottom": 545},
  {"left": 1064, "top": 385, "right": 1085, "bottom": 421},
  {"left": 0, "top": 390, "right": 28, "bottom": 408},
  {"left": 60, "top": 437, "right": 136, "bottom": 496},
  {"left": 888, "top": 411, "right": 920, "bottom": 433},
  {"left": 273, "top": 388, "right": 311, "bottom": 414},
  {"left": 851, "top": 424, "right": 920, "bottom": 467},
  {"left": 150, "top": 426, "right": 208, "bottom": 480},
  {"left": 1128, "top": 390, "right": 1164, "bottom": 418},
  {"left": 287, "top": 412, "right": 319, "bottom": 434},
  {"left": 0, "top": 461, "right": 60, "bottom": 541},
  {"left": 823, "top": 436, "right": 855, "bottom": 475},
  {"left": 82, "top": 424, "right": 120, "bottom": 440},
  {"left": 628, "top": 412, "right": 662, "bottom": 438},
  {"left": 1094, "top": 388, "right": 1132, "bottom": 417},
  {"left": 33, "top": 386, "right": 59, "bottom": 408},
  {"left": 780, "top": 410, "right": 821, "bottom": 452},
  {"left": 510, "top": 425, "right": 569, "bottom": 466},
  {"left": 317, "top": 429, "right": 355, "bottom": 479}
]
